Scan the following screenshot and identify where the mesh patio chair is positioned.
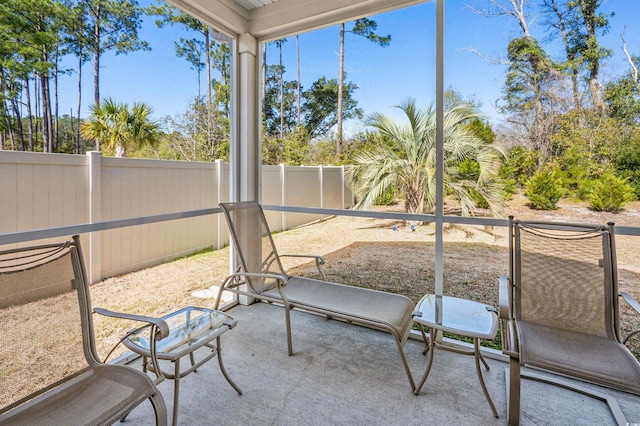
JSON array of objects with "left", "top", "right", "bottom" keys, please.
[
  {"left": 0, "top": 236, "right": 167, "bottom": 426},
  {"left": 216, "top": 201, "right": 416, "bottom": 390},
  {"left": 499, "top": 217, "right": 640, "bottom": 426}
]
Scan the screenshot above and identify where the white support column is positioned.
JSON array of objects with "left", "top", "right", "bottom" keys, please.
[
  {"left": 236, "top": 32, "right": 260, "bottom": 202},
  {"left": 233, "top": 33, "right": 260, "bottom": 306},
  {"left": 435, "top": 0, "right": 445, "bottom": 298},
  {"left": 434, "top": 0, "right": 445, "bottom": 343},
  {"left": 88, "top": 151, "right": 101, "bottom": 284}
]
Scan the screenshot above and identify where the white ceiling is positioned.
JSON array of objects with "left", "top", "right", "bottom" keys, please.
[
  {"left": 167, "top": 0, "right": 427, "bottom": 41},
  {"left": 233, "top": 0, "right": 280, "bottom": 11}
]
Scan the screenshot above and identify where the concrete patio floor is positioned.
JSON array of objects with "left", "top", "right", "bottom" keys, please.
[{"left": 123, "top": 302, "right": 640, "bottom": 425}]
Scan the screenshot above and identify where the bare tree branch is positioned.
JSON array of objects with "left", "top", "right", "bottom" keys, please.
[
  {"left": 621, "top": 26, "right": 638, "bottom": 84},
  {"left": 458, "top": 48, "right": 511, "bottom": 65}
]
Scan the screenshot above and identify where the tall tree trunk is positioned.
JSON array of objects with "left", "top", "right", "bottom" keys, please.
[
  {"left": 546, "top": 0, "right": 580, "bottom": 108},
  {"left": 0, "top": 69, "right": 10, "bottom": 149},
  {"left": 205, "top": 30, "right": 212, "bottom": 107},
  {"left": 40, "top": 71, "right": 53, "bottom": 153},
  {"left": 54, "top": 44, "right": 59, "bottom": 151},
  {"left": 70, "top": 108, "right": 75, "bottom": 154},
  {"left": 93, "top": 3, "right": 101, "bottom": 151},
  {"left": 579, "top": 0, "right": 604, "bottom": 111},
  {"left": 3, "top": 110, "right": 14, "bottom": 150},
  {"left": 337, "top": 23, "right": 345, "bottom": 155},
  {"left": 11, "top": 97, "right": 25, "bottom": 150},
  {"left": 0, "top": 87, "right": 14, "bottom": 149},
  {"left": 25, "top": 77, "right": 34, "bottom": 151},
  {"left": 296, "top": 35, "right": 301, "bottom": 127},
  {"left": 35, "top": 72, "right": 40, "bottom": 143},
  {"left": 279, "top": 42, "right": 284, "bottom": 138}
]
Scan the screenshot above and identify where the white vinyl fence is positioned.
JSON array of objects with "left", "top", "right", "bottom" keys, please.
[{"left": 0, "top": 151, "right": 353, "bottom": 283}]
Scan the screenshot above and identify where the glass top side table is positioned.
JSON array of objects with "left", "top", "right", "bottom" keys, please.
[
  {"left": 123, "top": 306, "right": 242, "bottom": 426},
  {"left": 412, "top": 294, "right": 499, "bottom": 418}
]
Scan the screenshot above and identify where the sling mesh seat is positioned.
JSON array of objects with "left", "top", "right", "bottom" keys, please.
[
  {"left": 216, "top": 201, "right": 416, "bottom": 390},
  {"left": 499, "top": 218, "right": 640, "bottom": 425},
  {"left": 0, "top": 236, "right": 167, "bottom": 425}
]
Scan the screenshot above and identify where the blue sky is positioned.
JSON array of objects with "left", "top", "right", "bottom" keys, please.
[{"left": 57, "top": 0, "right": 640, "bottom": 133}]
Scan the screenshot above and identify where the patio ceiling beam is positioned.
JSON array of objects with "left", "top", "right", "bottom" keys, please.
[
  {"left": 166, "top": 0, "right": 249, "bottom": 37},
  {"left": 248, "top": 0, "right": 429, "bottom": 41},
  {"left": 168, "top": 0, "right": 430, "bottom": 41}
]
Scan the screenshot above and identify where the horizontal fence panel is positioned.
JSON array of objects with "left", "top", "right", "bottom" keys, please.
[
  {"left": 322, "top": 167, "right": 343, "bottom": 210},
  {"left": 0, "top": 152, "right": 89, "bottom": 251},
  {"left": 100, "top": 158, "right": 219, "bottom": 278},
  {"left": 262, "top": 165, "right": 283, "bottom": 232},
  {"left": 0, "top": 152, "right": 350, "bottom": 281},
  {"left": 284, "top": 166, "right": 322, "bottom": 228}
]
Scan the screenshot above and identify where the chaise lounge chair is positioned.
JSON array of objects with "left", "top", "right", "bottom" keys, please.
[{"left": 215, "top": 201, "right": 416, "bottom": 390}]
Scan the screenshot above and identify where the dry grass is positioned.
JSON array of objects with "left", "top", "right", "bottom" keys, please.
[{"left": 88, "top": 196, "right": 640, "bottom": 357}]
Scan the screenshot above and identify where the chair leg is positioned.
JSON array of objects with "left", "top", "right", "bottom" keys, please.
[
  {"left": 414, "top": 328, "right": 436, "bottom": 395},
  {"left": 473, "top": 338, "right": 498, "bottom": 418},
  {"left": 149, "top": 390, "right": 168, "bottom": 426},
  {"left": 392, "top": 335, "right": 415, "bottom": 392},
  {"left": 216, "top": 336, "right": 242, "bottom": 395},
  {"left": 285, "top": 305, "right": 293, "bottom": 356},
  {"left": 506, "top": 357, "right": 521, "bottom": 426},
  {"left": 520, "top": 370, "right": 629, "bottom": 426},
  {"left": 172, "top": 358, "right": 181, "bottom": 426}
]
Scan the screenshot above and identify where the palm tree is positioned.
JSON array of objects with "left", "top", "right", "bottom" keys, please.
[
  {"left": 350, "top": 98, "right": 505, "bottom": 217},
  {"left": 81, "top": 98, "right": 159, "bottom": 157}
]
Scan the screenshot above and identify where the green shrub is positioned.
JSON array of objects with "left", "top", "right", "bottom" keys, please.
[
  {"left": 525, "top": 169, "right": 563, "bottom": 210},
  {"left": 500, "top": 178, "right": 517, "bottom": 200},
  {"left": 499, "top": 146, "right": 540, "bottom": 186},
  {"left": 576, "top": 179, "right": 597, "bottom": 201},
  {"left": 374, "top": 186, "right": 396, "bottom": 206},
  {"left": 459, "top": 158, "right": 481, "bottom": 180},
  {"left": 469, "top": 188, "right": 490, "bottom": 209},
  {"left": 588, "top": 173, "right": 635, "bottom": 212}
]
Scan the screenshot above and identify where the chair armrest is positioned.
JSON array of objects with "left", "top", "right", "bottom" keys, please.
[
  {"left": 93, "top": 308, "right": 170, "bottom": 377},
  {"left": 223, "top": 271, "right": 289, "bottom": 287},
  {"left": 280, "top": 254, "right": 325, "bottom": 264},
  {"left": 279, "top": 254, "right": 326, "bottom": 280},
  {"left": 620, "top": 292, "right": 640, "bottom": 315},
  {"left": 499, "top": 275, "right": 511, "bottom": 320},
  {"left": 94, "top": 307, "right": 170, "bottom": 340}
]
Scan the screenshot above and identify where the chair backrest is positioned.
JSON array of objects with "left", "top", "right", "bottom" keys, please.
[
  {"left": 510, "top": 219, "right": 619, "bottom": 340},
  {"left": 220, "top": 201, "right": 287, "bottom": 293},
  {"left": 0, "top": 236, "right": 98, "bottom": 412}
]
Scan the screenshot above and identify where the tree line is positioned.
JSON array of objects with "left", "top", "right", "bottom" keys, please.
[
  {"left": 0, "top": 0, "right": 232, "bottom": 158},
  {"left": 3, "top": 0, "right": 640, "bottom": 213},
  {"left": 481, "top": 0, "right": 640, "bottom": 212}
]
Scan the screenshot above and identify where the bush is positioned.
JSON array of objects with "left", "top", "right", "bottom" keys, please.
[
  {"left": 499, "top": 146, "right": 539, "bottom": 186},
  {"left": 374, "top": 186, "right": 396, "bottom": 206},
  {"left": 469, "top": 188, "right": 490, "bottom": 209},
  {"left": 500, "top": 178, "right": 517, "bottom": 200},
  {"left": 525, "top": 169, "right": 563, "bottom": 210},
  {"left": 588, "top": 173, "right": 635, "bottom": 212}
]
